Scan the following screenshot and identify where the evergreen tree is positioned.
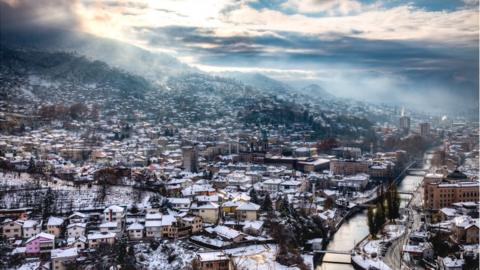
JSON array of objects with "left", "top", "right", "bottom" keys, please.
[
  {"left": 374, "top": 201, "right": 385, "bottom": 233},
  {"left": 27, "top": 157, "right": 35, "bottom": 173},
  {"left": 367, "top": 206, "right": 376, "bottom": 236},
  {"left": 262, "top": 193, "right": 273, "bottom": 212},
  {"left": 249, "top": 188, "right": 259, "bottom": 204},
  {"left": 390, "top": 185, "right": 401, "bottom": 220}
]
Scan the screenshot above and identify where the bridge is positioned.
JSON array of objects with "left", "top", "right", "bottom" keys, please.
[
  {"left": 406, "top": 168, "right": 428, "bottom": 176},
  {"left": 313, "top": 249, "right": 351, "bottom": 255}
]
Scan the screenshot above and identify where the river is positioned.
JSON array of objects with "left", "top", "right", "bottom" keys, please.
[{"left": 316, "top": 152, "right": 433, "bottom": 269}]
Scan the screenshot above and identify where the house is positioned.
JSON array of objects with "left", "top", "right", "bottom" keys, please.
[
  {"left": 262, "top": 179, "right": 282, "bottom": 193},
  {"left": 1, "top": 219, "right": 23, "bottom": 240},
  {"left": 196, "top": 251, "right": 232, "bottom": 270},
  {"left": 103, "top": 205, "right": 125, "bottom": 226},
  {"left": 192, "top": 202, "right": 219, "bottom": 224},
  {"left": 22, "top": 220, "right": 41, "bottom": 239},
  {"left": 68, "top": 212, "right": 89, "bottom": 224},
  {"left": 279, "top": 180, "right": 303, "bottom": 193},
  {"left": 181, "top": 215, "right": 203, "bottom": 234},
  {"left": 205, "top": 225, "right": 245, "bottom": 242},
  {"left": 145, "top": 220, "right": 162, "bottom": 238},
  {"left": 99, "top": 222, "right": 122, "bottom": 236},
  {"left": 318, "top": 209, "right": 337, "bottom": 229},
  {"left": 87, "top": 232, "right": 115, "bottom": 248},
  {"left": 439, "top": 208, "right": 457, "bottom": 221},
  {"left": 47, "top": 217, "right": 65, "bottom": 237},
  {"left": 167, "top": 197, "right": 191, "bottom": 210},
  {"left": 235, "top": 202, "right": 260, "bottom": 221},
  {"left": 161, "top": 215, "right": 178, "bottom": 238},
  {"left": 126, "top": 223, "right": 144, "bottom": 240},
  {"left": 452, "top": 216, "right": 479, "bottom": 244},
  {"left": 66, "top": 236, "right": 87, "bottom": 250},
  {"left": 67, "top": 223, "right": 86, "bottom": 238},
  {"left": 242, "top": 220, "right": 264, "bottom": 236},
  {"left": 221, "top": 200, "right": 242, "bottom": 215},
  {"left": 25, "top": 232, "right": 55, "bottom": 255},
  {"left": 51, "top": 247, "right": 78, "bottom": 270}
]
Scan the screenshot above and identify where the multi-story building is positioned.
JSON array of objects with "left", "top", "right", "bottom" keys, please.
[
  {"left": 23, "top": 220, "right": 42, "bottom": 239},
  {"left": 1, "top": 219, "right": 23, "bottom": 240},
  {"left": 419, "top": 122, "right": 430, "bottom": 137},
  {"left": 51, "top": 248, "right": 78, "bottom": 270},
  {"left": 103, "top": 205, "right": 125, "bottom": 227},
  {"left": 399, "top": 116, "right": 411, "bottom": 133},
  {"left": 182, "top": 145, "right": 198, "bottom": 172},
  {"left": 424, "top": 170, "right": 479, "bottom": 210},
  {"left": 330, "top": 159, "right": 368, "bottom": 175}
]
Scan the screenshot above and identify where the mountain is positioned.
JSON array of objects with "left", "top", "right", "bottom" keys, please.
[
  {"left": 300, "top": 84, "right": 335, "bottom": 100},
  {"left": 0, "top": 47, "right": 154, "bottom": 111},
  {"left": 220, "top": 72, "right": 293, "bottom": 94},
  {"left": 0, "top": 27, "right": 193, "bottom": 83}
]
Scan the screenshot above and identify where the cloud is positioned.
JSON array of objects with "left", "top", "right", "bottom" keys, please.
[
  {"left": 0, "top": 0, "right": 478, "bottom": 112},
  {"left": 280, "top": 0, "right": 366, "bottom": 16},
  {"left": 0, "top": 0, "right": 81, "bottom": 31}
]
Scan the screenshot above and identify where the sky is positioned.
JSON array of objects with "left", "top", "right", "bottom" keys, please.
[{"left": 0, "top": 0, "right": 478, "bottom": 111}]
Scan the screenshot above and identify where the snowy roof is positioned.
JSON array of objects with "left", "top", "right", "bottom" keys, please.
[
  {"left": 67, "top": 223, "right": 87, "bottom": 229},
  {"left": 440, "top": 208, "right": 457, "bottom": 217},
  {"left": 127, "top": 223, "right": 144, "bottom": 230},
  {"left": 197, "top": 251, "right": 229, "bottom": 262},
  {"left": 146, "top": 213, "right": 163, "bottom": 220},
  {"left": 161, "top": 215, "right": 177, "bottom": 226},
  {"left": 51, "top": 248, "right": 78, "bottom": 259},
  {"left": 145, "top": 220, "right": 162, "bottom": 227},
  {"left": 103, "top": 205, "right": 124, "bottom": 213},
  {"left": 23, "top": 220, "right": 39, "bottom": 228},
  {"left": 69, "top": 212, "right": 88, "bottom": 219},
  {"left": 243, "top": 221, "right": 264, "bottom": 231},
  {"left": 99, "top": 222, "right": 118, "bottom": 228},
  {"left": 167, "top": 197, "right": 191, "bottom": 204},
  {"left": 207, "top": 225, "right": 243, "bottom": 240},
  {"left": 47, "top": 217, "right": 64, "bottom": 226},
  {"left": 195, "top": 202, "right": 219, "bottom": 209},
  {"left": 26, "top": 232, "right": 55, "bottom": 244},
  {"left": 87, "top": 232, "right": 115, "bottom": 240},
  {"left": 236, "top": 202, "right": 260, "bottom": 211}
]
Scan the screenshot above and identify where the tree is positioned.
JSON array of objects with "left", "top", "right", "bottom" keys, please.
[
  {"left": 42, "top": 188, "right": 56, "bottom": 219},
  {"left": 387, "top": 185, "right": 400, "bottom": 221},
  {"left": 374, "top": 201, "right": 385, "bottom": 234},
  {"left": 367, "top": 206, "right": 377, "bottom": 236},
  {"left": 324, "top": 197, "right": 334, "bottom": 210},
  {"left": 249, "top": 188, "right": 259, "bottom": 204},
  {"left": 261, "top": 193, "right": 273, "bottom": 212},
  {"left": 27, "top": 157, "right": 36, "bottom": 173}
]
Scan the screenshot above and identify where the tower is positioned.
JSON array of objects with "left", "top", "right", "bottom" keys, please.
[
  {"left": 182, "top": 145, "right": 198, "bottom": 173},
  {"left": 420, "top": 122, "right": 430, "bottom": 137},
  {"left": 399, "top": 116, "right": 411, "bottom": 134}
]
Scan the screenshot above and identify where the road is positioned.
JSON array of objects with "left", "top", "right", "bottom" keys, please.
[{"left": 384, "top": 182, "right": 424, "bottom": 269}]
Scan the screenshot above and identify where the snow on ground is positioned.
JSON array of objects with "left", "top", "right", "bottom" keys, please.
[
  {"left": 225, "top": 244, "right": 306, "bottom": 270},
  {"left": 0, "top": 172, "right": 153, "bottom": 211},
  {"left": 135, "top": 241, "right": 196, "bottom": 270},
  {"left": 352, "top": 253, "right": 392, "bottom": 270},
  {"left": 363, "top": 240, "right": 382, "bottom": 255},
  {"left": 362, "top": 224, "right": 405, "bottom": 255}
]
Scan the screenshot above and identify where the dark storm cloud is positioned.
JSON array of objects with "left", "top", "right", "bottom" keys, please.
[
  {"left": 133, "top": 24, "right": 478, "bottom": 109},
  {"left": 134, "top": 25, "right": 477, "bottom": 74},
  {"left": 0, "top": 0, "right": 80, "bottom": 31}
]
